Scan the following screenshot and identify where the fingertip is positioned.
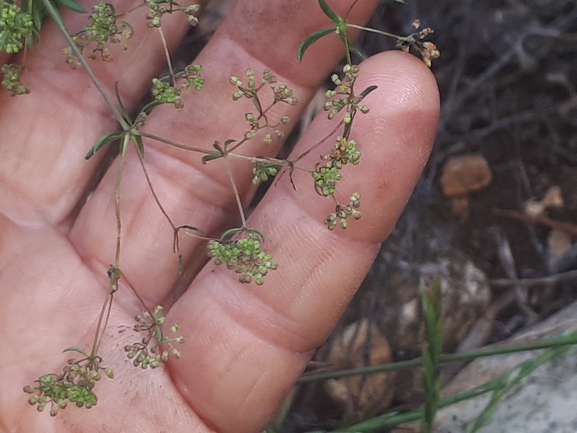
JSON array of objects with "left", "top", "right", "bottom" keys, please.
[
  {"left": 280, "top": 49, "right": 440, "bottom": 243},
  {"left": 359, "top": 50, "right": 440, "bottom": 120},
  {"left": 343, "top": 50, "right": 439, "bottom": 240}
]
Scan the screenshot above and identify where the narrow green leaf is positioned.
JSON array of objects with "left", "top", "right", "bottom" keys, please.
[
  {"left": 220, "top": 227, "right": 242, "bottom": 240},
  {"left": 140, "top": 99, "right": 163, "bottom": 116},
  {"left": 223, "top": 139, "right": 236, "bottom": 150},
  {"left": 213, "top": 141, "right": 224, "bottom": 152},
  {"left": 155, "top": 325, "right": 163, "bottom": 343},
  {"left": 318, "top": 0, "right": 342, "bottom": 24},
  {"left": 359, "top": 85, "right": 378, "bottom": 99},
  {"left": 346, "top": 38, "right": 362, "bottom": 57},
  {"left": 247, "top": 228, "right": 265, "bottom": 242},
  {"left": 56, "top": 0, "right": 87, "bottom": 13},
  {"left": 297, "top": 27, "right": 335, "bottom": 62},
  {"left": 202, "top": 152, "right": 223, "bottom": 163},
  {"left": 19, "top": 0, "right": 32, "bottom": 13},
  {"left": 133, "top": 135, "right": 144, "bottom": 157},
  {"left": 31, "top": 5, "right": 44, "bottom": 31},
  {"left": 203, "top": 140, "right": 228, "bottom": 162},
  {"left": 27, "top": 28, "right": 41, "bottom": 47},
  {"left": 85, "top": 132, "right": 123, "bottom": 159},
  {"left": 63, "top": 347, "right": 89, "bottom": 356},
  {"left": 114, "top": 83, "right": 131, "bottom": 124},
  {"left": 252, "top": 94, "right": 263, "bottom": 114},
  {"left": 176, "top": 224, "right": 204, "bottom": 235}
]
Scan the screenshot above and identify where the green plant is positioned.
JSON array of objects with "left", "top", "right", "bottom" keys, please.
[
  {"left": 420, "top": 280, "right": 444, "bottom": 433},
  {"left": 1, "top": 0, "right": 439, "bottom": 419},
  {"left": 298, "top": 343, "right": 573, "bottom": 433},
  {"left": 296, "top": 303, "right": 577, "bottom": 433},
  {"left": 23, "top": 349, "right": 113, "bottom": 416}
]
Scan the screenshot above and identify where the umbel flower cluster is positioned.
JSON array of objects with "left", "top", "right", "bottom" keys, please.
[
  {"left": 125, "top": 306, "right": 185, "bottom": 369},
  {"left": 24, "top": 353, "right": 113, "bottom": 417},
  {"left": 0, "top": 1, "right": 33, "bottom": 53},
  {"left": 208, "top": 229, "right": 278, "bottom": 285},
  {"left": 63, "top": 0, "right": 133, "bottom": 65}
]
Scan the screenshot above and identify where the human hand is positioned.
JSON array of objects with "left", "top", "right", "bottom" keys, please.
[{"left": 0, "top": 0, "right": 439, "bottom": 431}]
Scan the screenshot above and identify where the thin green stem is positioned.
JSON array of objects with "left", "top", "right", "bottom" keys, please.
[
  {"left": 88, "top": 138, "right": 129, "bottom": 357},
  {"left": 344, "top": 0, "right": 358, "bottom": 19},
  {"left": 119, "top": 269, "right": 155, "bottom": 317},
  {"left": 114, "top": 137, "right": 129, "bottom": 264},
  {"left": 136, "top": 131, "right": 214, "bottom": 155},
  {"left": 224, "top": 137, "right": 249, "bottom": 154},
  {"left": 41, "top": 0, "right": 130, "bottom": 130},
  {"left": 420, "top": 282, "right": 443, "bottom": 433},
  {"left": 298, "top": 331, "right": 577, "bottom": 383},
  {"left": 342, "top": 37, "right": 352, "bottom": 66},
  {"left": 91, "top": 287, "right": 114, "bottom": 357},
  {"left": 227, "top": 94, "right": 276, "bottom": 154},
  {"left": 157, "top": 26, "right": 176, "bottom": 87},
  {"left": 227, "top": 154, "right": 291, "bottom": 168},
  {"left": 135, "top": 143, "right": 177, "bottom": 230},
  {"left": 346, "top": 23, "right": 407, "bottom": 41},
  {"left": 224, "top": 156, "right": 247, "bottom": 227},
  {"left": 293, "top": 120, "right": 343, "bottom": 164},
  {"left": 319, "top": 345, "right": 570, "bottom": 433}
]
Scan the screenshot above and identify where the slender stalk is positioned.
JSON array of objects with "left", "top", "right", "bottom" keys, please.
[
  {"left": 114, "top": 137, "right": 129, "bottom": 264},
  {"left": 420, "top": 282, "right": 443, "bottom": 433},
  {"left": 137, "top": 131, "right": 213, "bottom": 154},
  {"left": 346, "top": 23, "right": 408, "bottom": 41},
  {"left": 91, "top": 287, "right": 115, "bottom": 357},
  {"left": 344, "top": 0, "right": 359, "bottom": 19},
  {"left": 224, "top": 137, "right": 249, "bottom": 154},
  {"left": 41, "top": 0, "right": 130, "bottom": 130},
  {"left": 224, "top": 156, "right": 247, "bottom": 227},
  {"left": 157, "top": 27, "right": 176, "bottom": 87},
  {"left": 293, "top": 121, "right": 343, "bottom": 163},
  {"left": 135, "top": 145, "right": 177, "bottom": 230},
  {"left": 342, "top": 37, "right": 352, "bottom": 65},
  {"left": 320, "top": 345, "right": 570, "bottom": 433},
  {"left": 119, "top": 269, "right": 155, "bottom": 317},
  {"left": 90, "top": 139, "right": 128, "bottom": 357},
  {"left": 298, "top": 331, "right": 577, "bottom": 383}
]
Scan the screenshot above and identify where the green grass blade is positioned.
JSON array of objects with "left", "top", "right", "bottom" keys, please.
[{"left": 85, "top": 132, "right": 123, "bottom": 159}]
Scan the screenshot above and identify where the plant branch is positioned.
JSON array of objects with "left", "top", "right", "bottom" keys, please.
[
  {"left": 137, "top": 131, "right": 214, "bottom": 155},
  {"left": 41, "top": 0, "right": 129, "bottom": 130},
  {"left": 224, "top": 155, "right": 247, "bottom": 227}
]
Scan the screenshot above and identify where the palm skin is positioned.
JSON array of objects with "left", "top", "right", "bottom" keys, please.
[{"left": 0, "top": 0, "right": 439, "bottom": 432}]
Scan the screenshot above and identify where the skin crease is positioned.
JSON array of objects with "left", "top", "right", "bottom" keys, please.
[{"left": 0, "top": 0, "right": 439, "bottom": 432}]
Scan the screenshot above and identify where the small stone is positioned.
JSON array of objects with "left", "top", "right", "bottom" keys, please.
[{"left": 440, "top": 154, "right": 492, "bottom": 197}]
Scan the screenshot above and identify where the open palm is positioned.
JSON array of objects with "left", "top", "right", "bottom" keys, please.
[{"left": 0, "top": 0, "right": 439, "bottom": 432}]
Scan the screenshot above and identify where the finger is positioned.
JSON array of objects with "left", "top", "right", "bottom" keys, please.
[
  {"left": 69, "top": 0, "right": 380, "bottom": 308},
  {"left": 0, "top": 52, "right": 10, "bottom": 67},
  {"left": 0, "top": 0, "right": 209, "bottom": 225},
  {"left": 167, "top": 51, "right": 440, "bottom": 433}
]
